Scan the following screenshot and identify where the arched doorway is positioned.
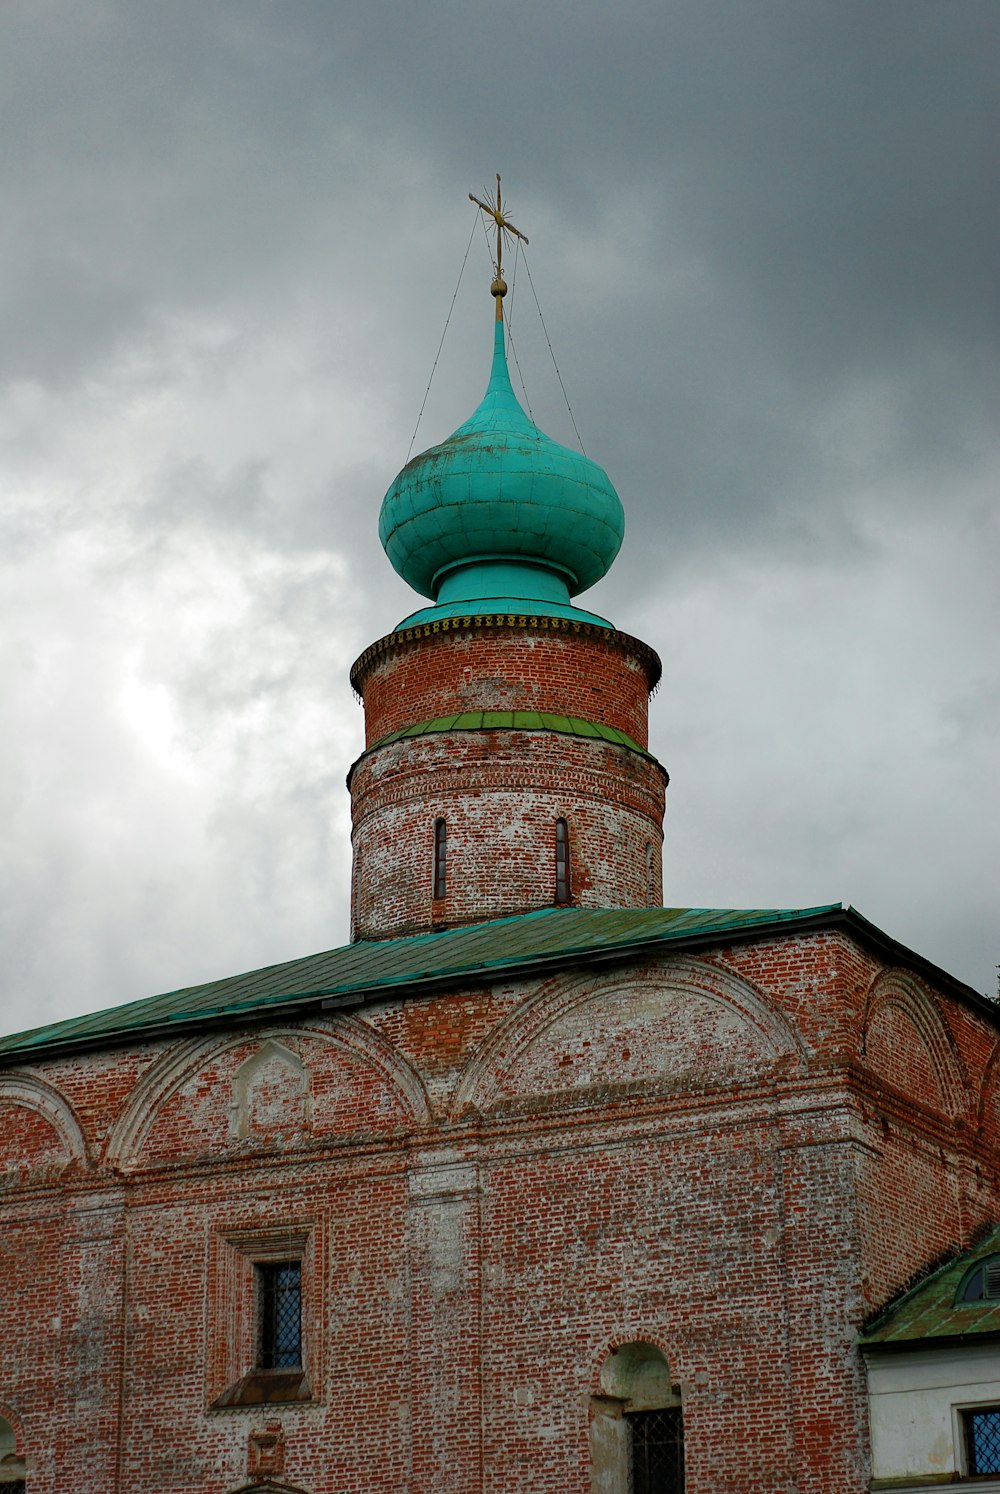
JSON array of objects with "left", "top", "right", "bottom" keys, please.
[
  {"left": 0, "top": 1414, "right": 25, "bottom": 1493},
  {"left": 590, "top": 1342, "right": 684, "bottom": 1493}
]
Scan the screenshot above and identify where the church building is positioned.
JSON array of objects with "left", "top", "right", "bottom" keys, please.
[{"left": 2, "top": 200, "right": 999, "bottom": 1493}]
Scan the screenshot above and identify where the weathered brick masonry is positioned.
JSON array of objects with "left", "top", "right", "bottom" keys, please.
[
  {"left": 349, "top": 617, "right": 666, "bottom": 939},
  {"left": 1, "top": 929, "right": 998, "bottom": 1492},
  {"left": 351, "top": 618, "right": 661, "bottom": 749},
  {"left": 350, "top": 728, "right": 666, "bottom": 937}
]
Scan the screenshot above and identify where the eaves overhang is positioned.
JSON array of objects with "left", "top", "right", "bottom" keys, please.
[
  {"left": 861, "top": 1329, "right": 1000, "bottom": 1356},
  {"left": 0, "top": 903, "right": 991, "bottom": 1066},
  {"left": 349, "top": 613, "right": 663, "bottom": 697}
]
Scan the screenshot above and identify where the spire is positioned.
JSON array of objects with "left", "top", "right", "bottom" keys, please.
[{"left": 486, "top": 314, "right": 516, "bottom": 398}]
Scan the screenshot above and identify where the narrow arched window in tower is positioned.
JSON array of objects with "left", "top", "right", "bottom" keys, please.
[
  {"left": 645, "top": 842, "right": 656, "bottom": 907},
  {"left": 433, "top": 818, "right": 447, "bottom": 900},
  {"left": 555, "top": 818, "right": 571, "bottom": 904}
]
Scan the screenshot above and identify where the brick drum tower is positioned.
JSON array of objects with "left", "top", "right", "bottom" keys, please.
[{"left": 349, "top": 269, "right": 666, "bottom": 939}]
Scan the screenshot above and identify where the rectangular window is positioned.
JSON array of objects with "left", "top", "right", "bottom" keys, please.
[
  {"left": 257, "top": 1260, "right": 302, "bottom": 1369},
  {"left": 209, "top": 1225, "right": 317, "bottom": 1408},
  {"left": 625, "top": 1407, "right": 684, "bottom": 1494},
  {"left": 965, "top": 1407, "right": 1000, "bottom": 1476}
]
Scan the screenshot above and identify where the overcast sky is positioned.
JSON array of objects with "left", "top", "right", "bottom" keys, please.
[{"left": 1, "top": 0, "right": 997, "bottom": 1038}]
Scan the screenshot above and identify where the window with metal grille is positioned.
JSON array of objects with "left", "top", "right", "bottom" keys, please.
[
  {"left": 625, "top": 1407, "right": 684, "bottom": 1494},
  {"left": 958, "top": 1257, "right": 1000, "bottom": 1302},
  {"left": 555, "top": 818, "right": 571, "bottom": 904},
  {"left": 433, "top": 818, "right": 447, "bottom": 899},
  {"left": 965, "top": 1408, "right": 1000, "bottom": 1476},
  {"left": 0, "top": 1412, "right": 25, "bottom": 1492},
  {"left": 257, "top": 1260, "right": 302, "bottom": 1370}
]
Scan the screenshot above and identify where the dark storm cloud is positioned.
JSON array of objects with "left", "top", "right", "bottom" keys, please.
[
  {"left": 272, "top": 0, "right": 997, "bottom": 588},
  {"left": 0, "top": 0, "right": 996, "bottom": 1030},
  {"left": 6, "top": 0, "right": 994, "bottom": 556}
]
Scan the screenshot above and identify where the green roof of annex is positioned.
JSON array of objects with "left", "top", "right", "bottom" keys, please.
[
  {"left": 861, "top": 1224, "right": 1000, "bottom": 1348},
  {"left": 0, "top": 903, "right": 990, "bottom": 1065}
]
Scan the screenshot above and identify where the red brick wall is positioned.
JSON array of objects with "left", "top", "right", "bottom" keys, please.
[
  {"left": 349, "top": 614, "right": 666, "bottom": 938},
  {"left": 352, "top": 620, "right": 659, "bottom": 749},
  {"left": 350, "top": 730, "right": 666, "bottom": 939},
  {"left": 1, "top": 930, "right": 998, "bottom": 1493},
  {"left": 0, "top": 1104, "right": 68, "bottom": 1179}
]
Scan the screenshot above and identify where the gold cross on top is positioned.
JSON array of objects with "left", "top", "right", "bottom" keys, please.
[{"left": 469, "top": 174, "right": 529, "bottom": 315}]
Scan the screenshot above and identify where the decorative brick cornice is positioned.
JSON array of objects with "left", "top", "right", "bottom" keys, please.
[
  {"left": 346, "top": 713, "right": 669, "bottom": 790},
  {"left": 350, "top": 612, "right": 662, "bottom": 696}
]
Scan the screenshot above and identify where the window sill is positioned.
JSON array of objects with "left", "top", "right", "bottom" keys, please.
[
  {"left": 211, "top": 1370, "right": 312, "bottom": 1408},
  {"left": 871, "top": 1479, "right": 1000, "bottom": 1492}
]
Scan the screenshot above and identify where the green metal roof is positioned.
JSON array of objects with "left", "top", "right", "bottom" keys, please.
[
  {"left": 861, "top": 1225, "right": 1000, "bottom": 1348},
  {"left": 0, "top": 904, "right": 842, "bottom": 1062},
  {"left": 362, "top": 712, "right": 656, "bottom": 759}
]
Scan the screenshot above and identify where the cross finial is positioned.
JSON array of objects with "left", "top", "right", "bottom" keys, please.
[{"left": 469, "top": 174, "right": 529, "bottom": 320}]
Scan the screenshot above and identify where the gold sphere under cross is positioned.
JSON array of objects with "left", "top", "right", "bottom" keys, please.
[{"left": 470, "top": 175, "right": 528, "bottom": 316}]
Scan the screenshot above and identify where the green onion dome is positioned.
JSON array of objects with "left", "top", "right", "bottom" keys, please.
[{"left": 378, "top": 318, "right": 624, "bottom": 619}]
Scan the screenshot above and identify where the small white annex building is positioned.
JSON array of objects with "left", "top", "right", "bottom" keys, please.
[{"left": 862, "top": 1225, "right": 1000, "bottom": 1490}]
